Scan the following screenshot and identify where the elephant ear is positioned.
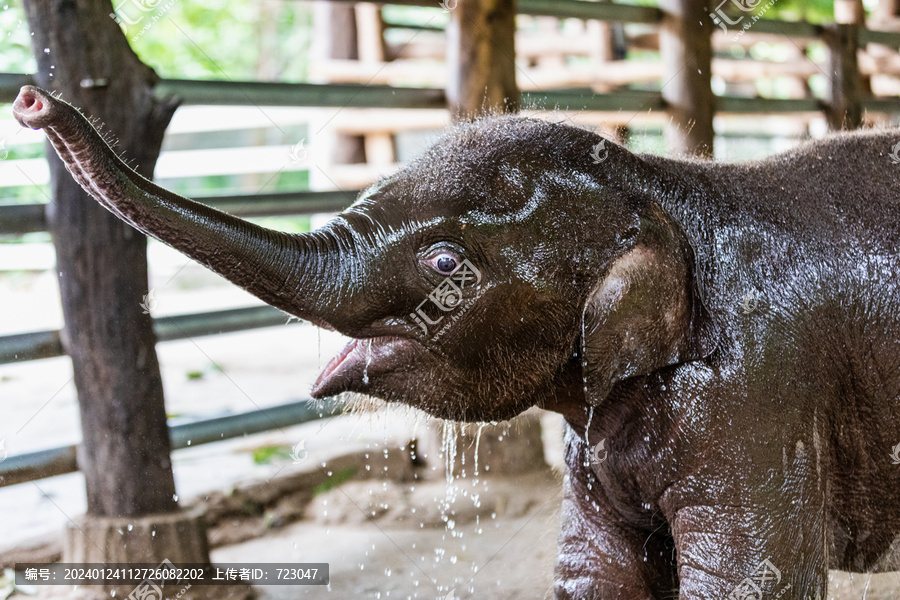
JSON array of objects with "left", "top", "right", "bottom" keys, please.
[{"left": 581, "top": 212, "right": 716, "bottom": 406}]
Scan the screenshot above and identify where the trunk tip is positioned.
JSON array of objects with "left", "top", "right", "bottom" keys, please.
[{"left": 13, "top": 85, "right": 53, "bottom": 130}]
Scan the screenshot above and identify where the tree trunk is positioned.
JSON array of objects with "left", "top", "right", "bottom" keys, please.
[{"left": 21, "top": 0, "right": 179, "bottom": 518}]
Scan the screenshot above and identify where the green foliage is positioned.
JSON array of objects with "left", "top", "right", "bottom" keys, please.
[
  {"left": 126, "top": 0, "right": 314, "bottom": 81},
  {"left": 251, "top": 215, "right": 313, "bottom": 235},
  {"left": 252, "top": 444, "right": 294, "bottom": 464},
  {"left": 312, "top": 467, "right": 357, "bottom": 496},
  {"left": 184, "top": 362, "right": 223, "bottom": 380},
  {"left": 764, "top": 0, "right": 833, "bottom": 23},
  {"left": 0, "top": 3, "right": 36, "bottom": 73}
]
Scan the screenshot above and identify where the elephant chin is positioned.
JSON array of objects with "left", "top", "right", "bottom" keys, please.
[{"left": 311, "top": 336, "right": 423, "bottom": 399}]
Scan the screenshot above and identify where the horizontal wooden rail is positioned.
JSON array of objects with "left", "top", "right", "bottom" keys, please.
[
  {"left": 0, "top": 305, "right": 298, "bottom": 364},
  {"left": 0, "top": 397, "right": 345, "bottom": 487}
]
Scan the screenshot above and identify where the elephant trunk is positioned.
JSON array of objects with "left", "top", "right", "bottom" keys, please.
[{"left": 13, "top": 85, "right": 351, "bottom": 330}]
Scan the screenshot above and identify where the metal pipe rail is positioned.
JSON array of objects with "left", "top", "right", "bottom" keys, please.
[
  {"left": 0, "top": 305, "right": 299, "bottom": 364},
  {"left": 4, "top": 76, "right": 900, "bottom": 117},
  {"left": 0, "top": 397, "right": 345, "bottom": 488},
  {"left": 0, "top": 190, "right": 360, "bottom": 235}
]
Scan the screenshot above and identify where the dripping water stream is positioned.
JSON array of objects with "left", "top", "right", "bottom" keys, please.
[
  {"left": 473, "top": 423, "right": 486, "bottom": 477},
  {"left": 316, "top": 327, "right": 321, "bottom": 370},
  {"left": 580, "top": 313, "right": 595, "bottom": 467},
  {"left": 362, "top": 339, "right": 373, "bottom": 384}
]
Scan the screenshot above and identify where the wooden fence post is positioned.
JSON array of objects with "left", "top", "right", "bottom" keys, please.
[
  {"left": 825, "top": 23, "right": 863, "bottom": 130},
  {"left": 659, "top": 0, "right": 715, "bottom": 157},
  {"left": 446, "top": 0, "right": 519, "bottom": 120}
]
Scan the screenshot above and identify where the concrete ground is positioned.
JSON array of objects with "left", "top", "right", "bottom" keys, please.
[{"left": 213, "top": 471, "right": 563, "bottom": 600}]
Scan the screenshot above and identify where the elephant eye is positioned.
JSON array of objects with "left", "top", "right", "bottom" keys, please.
[
  {"left": 437, "top": 256, "right": 457, "bottom": 273},
  {"left": 426, "top": 252, "right": 460, "bottom": 275}
]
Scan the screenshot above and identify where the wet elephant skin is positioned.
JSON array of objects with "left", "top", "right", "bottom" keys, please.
[{"left": 13, "top": 85, "right": 900, "bottom": 599}]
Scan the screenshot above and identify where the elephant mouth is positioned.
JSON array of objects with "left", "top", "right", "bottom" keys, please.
[{"left": 311, "top": 336, "right": 422, "bottom": 398}]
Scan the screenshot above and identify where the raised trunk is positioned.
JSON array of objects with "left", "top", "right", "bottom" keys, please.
[{"left": 13, "top": 86, "right": 354, "bottom": 330}]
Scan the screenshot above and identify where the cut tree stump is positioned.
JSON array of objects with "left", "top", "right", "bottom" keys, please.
[{"left": 57, "top": 507, "right": 252, "bottom": 600}]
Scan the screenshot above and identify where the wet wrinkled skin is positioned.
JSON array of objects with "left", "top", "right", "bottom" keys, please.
[{"left": 14, "top": 85, "right": 900, "bottom": 599}]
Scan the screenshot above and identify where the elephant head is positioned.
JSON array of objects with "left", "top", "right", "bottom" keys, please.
[{"left": 13, "top": 86, "right": 716, "bottom": 422}]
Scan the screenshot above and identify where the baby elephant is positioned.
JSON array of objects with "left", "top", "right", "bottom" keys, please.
[{"left": 13, "top": 85, "right": 900, "bottom": 599}]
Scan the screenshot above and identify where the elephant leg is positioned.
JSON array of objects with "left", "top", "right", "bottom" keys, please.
[
  {"left": 554, "top": 472, "right": 677, "bottom": 600},
  {"left": 668, "top": 502, "right": 828, "bottom": 600}
]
